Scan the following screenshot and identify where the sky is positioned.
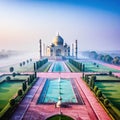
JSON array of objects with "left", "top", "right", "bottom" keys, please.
[{"left": 0, "top": 0, "right": 120, "bottom": 52}]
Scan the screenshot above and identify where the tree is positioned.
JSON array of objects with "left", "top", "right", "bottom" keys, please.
[
  {"left": 104, "top": 99, "right": 110, "bottom": 107},
  {"left": 82, "top": 64, "right": 85, "bottom": 72},
  {"left": 27, "top": 78, "right": 30, "bottom": 85},
  {"left": 89, "top": 51, "right": 98, "bottom": 59},
  {"left": 26, "top": 60, "right": 29, "bottom": 63},
  {"left": 23, "top": 61, "right": 25, "bottom": 65},
  {"left": 6, "top": 76, "right": 11, "bottom": 81},
  {"left": 96, "top": 65, "right": 99, "bottom": 68},
  {"left": 85, "top": 75, "right": 89, "bottom": 84},
  {"left": 20, "top": 63, "right": 22, "bottom": 67},
  {"left": 9, "top": 67, "right": 14, "bottom": 73},
  {"left": 97, "top": 54, "right": 104, "bottom": 61},
  {"left": 22, "top": 82, "right": 27, "bottom": 92},
  {"left": 12, "top": 72, "right": 16, "bottom": 77},
  {"left": 9, "top": 99, "right": 15, "bottom": 106},
  {"left": 104, "top": 55, "right": 113, "bottom": 63},
  {"left": 34, "top": 63, "right": 36, "bottom": 71},
  {"left": 112, "top": 56, "right": 120, "bottom": 65},
  {"left": 30, "top": 58, "right": 32, "bottom": 62},
  {"left": 94, "top": 86, "right": 98, "bottom": 93},
  {"left": 90, "top": 75, "right": 96, "bottom": 89},
  {"left": 96, "top": 90, "right": 102, "bottom": 98},
  {"left": 18, "top": 89, "right": 23, "bottom": 96},
  {"left": 82, "top": 72, "right": 84, "bottom": 79},
  {"left": 109, "top": 71, "right": 112, "bottom": 76}
]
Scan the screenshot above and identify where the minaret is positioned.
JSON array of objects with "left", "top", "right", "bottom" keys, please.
[
  {"left": 39, "top": 39, "right": 42, "bottom": 59},
  {"left": 75, "top": 40, "right": 78, "bottom": 59},
  {"left": 43, "top": 43, "right": 45, "bottom": 56},
  {"left": 72, "top": 43, "right": 74, "bottom": 57},
  {"left": 68, "top": 46, "right": 70, "bottom": 56}
]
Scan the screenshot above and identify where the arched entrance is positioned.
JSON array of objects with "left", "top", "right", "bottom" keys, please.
[
  {"left": 46, "top": 114, "right": 74, "bottom": 120},
  {"left": 56, "top": 49, "right": 61, "bottom": 56}
]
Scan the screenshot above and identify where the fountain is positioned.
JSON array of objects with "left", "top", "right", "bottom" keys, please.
[{"left": 56, "top": 76, "right": 62, "bottom": 108}]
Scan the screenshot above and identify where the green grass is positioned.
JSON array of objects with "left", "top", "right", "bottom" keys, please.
[
  {"left": 81, "top": 61, "right": 120, "bottom": 72},
  {"left": 0, "top": 75, "right": 29, "bottom": 82},
  {"left": 65, "top": 62, "right": 80, "bottom": 72},
  {"left": 37, "top": 62, "right": 52, "bottom": 72},
  {"left": 46, "top": 115, "right": 74, "bottom": 120},
  {"left": 96, "top": 75, "right": 120, "bottom": 81},
  {"left": 0, "top": 62, "right": 34, "bottom": 72},
  {"left": 95, "top": 82, "right": 120, "bottom": 110},
  {"left": 0, "top": 81, "right": 22, "bottom": 111}
]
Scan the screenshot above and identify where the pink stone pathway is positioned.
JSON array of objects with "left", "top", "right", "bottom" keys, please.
[{"left": 10, "top": 78, "right": 45, "bottom": 120}]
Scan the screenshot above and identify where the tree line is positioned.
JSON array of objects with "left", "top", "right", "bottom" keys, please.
[
  {"left": 34, "top": 58, "right": 48, "bottom": 71},
  {"left": 69, "top": 58, "right": 85, "bottom": 72},
  {"left": 87, "top": 51, "right": 120, "bottom": 65}
]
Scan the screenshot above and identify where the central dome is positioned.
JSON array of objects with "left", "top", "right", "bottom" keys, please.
[{"left": 53, "top": 34, "right": 64, "bottom": 46}]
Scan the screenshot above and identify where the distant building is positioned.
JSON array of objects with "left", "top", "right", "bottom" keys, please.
[{"left": 46, "top": 34, "right": 70, "bottom": 57}]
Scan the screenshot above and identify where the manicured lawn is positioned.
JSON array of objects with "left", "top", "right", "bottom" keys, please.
[
  {"left": 65, "top": 62, "right": 80, "bottom": 72},
  {"left": 46, "top": 115, "right": 73, "bottom": 120},
  {"left": 0, "top": 62, "right": 34, "bottom": 72},
  {"left": 95, "top": 82, "right": 120, "bottom": 110},
  {"left": 37, "top": 62, "right": 52, "bottom": 72},
  {"left": 80, "top": 61, "right": 120, "bottom": 72},
  {"left": 96, "top": 75, "right": 120, "bottom": 81},
  {"left": 0, "top": 75, "right": 29, "bottom": 83},
  {"left": 0, "top": 81, "right": 22, "bottom": 111}
]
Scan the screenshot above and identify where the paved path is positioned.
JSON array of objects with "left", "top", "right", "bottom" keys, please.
[
  {"left": 10, "top": 78, "right": 45, "bottom": 120},
  {"left": 75, "top": 75, "right": 111, "bottom": 120}
]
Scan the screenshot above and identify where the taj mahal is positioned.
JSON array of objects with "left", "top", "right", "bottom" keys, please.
[
  {"left": 46, "top": 33, "right": 70, "bottom": 56},
  {"left": 39, "top": 33, "right": 78, "bottom": 59}
]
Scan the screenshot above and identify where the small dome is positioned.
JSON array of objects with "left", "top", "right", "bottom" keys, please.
[{"left": 53, "top": 34, "right": 64, "bottom": 46}]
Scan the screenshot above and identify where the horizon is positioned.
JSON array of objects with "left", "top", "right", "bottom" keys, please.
[{"left": 0, "top": 0, "right": 120, "bottom": 52}]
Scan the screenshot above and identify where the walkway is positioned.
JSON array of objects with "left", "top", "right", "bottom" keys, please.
[{"left": 10, "top": 78, "right": 45, "bottom": 120}]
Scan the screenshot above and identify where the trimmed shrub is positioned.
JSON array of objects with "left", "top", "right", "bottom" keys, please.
[
  {"left": 82, "top": 64, "right": 85, "bottom": 72},
  {"left": 104, "top": 98, "right": 110, "bottom": 107},
  {"left": 90, "top": 75, "right": 96, "bottom": 89},
  {"left": 85, "top": 75, "right": 88, "bottom": 81},
  {"left": 6, "top": 76, "right": 11, "bottom": 81},
  {"left": 94, "top": 86, "right": 98, "bottom": 93},
  {"left": 27, "top": 78, "right": 30, "bottom": 85},
  {"left": 18, "top": 89, "right": 23, "bottom": 96},
  {"left": 9, "top": 67, "right": 14, "bottom": 73},
  {"left": 23, "top": 61, "right": 25, "bottom": 65},
  {"left": 109, "top": 71, "right": 112, "bottom": 76},
  {"left": 22, "top": 82, "right": 27, "bottom": 92},
  {"left": 34, "top": 72, "right": 37, "bottom": 78},
  {"left": 82, "top": 73, "right": 84, "bottom": 79},
  {"left": 9, "top": 99, "right": 15, "bottom": 106},
  {"left": 12, "top": 72, "right": 16, "bottom": 77},
  {"left": 96, "top": 90, "right": 102, "bottom": 98},
  {"left": 20, "top": 63, "right": 22, "bottom": 67}
]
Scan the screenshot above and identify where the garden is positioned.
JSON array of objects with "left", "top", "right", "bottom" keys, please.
[
  {"left": 79, "top": 60, "right": 120, "bottom": 72},
  {"left": 83, "top": 73, "right": 120, "bottom": 120}
]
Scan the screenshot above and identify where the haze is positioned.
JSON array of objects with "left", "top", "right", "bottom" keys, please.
[{"left": 0, "top": 0, "right": 120, "bottom": 52}]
